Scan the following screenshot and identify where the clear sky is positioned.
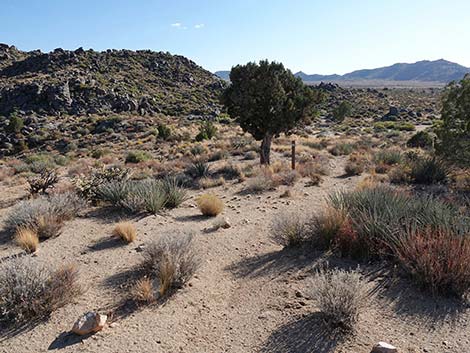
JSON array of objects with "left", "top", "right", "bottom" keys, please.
[{"left": 1, "top": 0, "right": 469, "bottom": 74}]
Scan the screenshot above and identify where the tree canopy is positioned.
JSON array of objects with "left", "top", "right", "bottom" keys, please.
[
  {"left": 436, "top": 74, "right": 470, "bottom": 166},
  {"left": 221, "top": 60, "right": 320, "bottom": 164}
]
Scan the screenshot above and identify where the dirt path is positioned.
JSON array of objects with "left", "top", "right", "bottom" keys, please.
[{"left": 1, "top": 157, "right": 469, "bottom": 353}]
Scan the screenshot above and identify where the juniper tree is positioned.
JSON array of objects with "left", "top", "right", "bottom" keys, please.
[{"left": 221, "top": 60, "right": 319, "bottom": 164}]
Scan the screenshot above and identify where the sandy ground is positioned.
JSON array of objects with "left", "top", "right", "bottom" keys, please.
[{"left": 0, "top": 156, "right": 469, "bottom": 353}]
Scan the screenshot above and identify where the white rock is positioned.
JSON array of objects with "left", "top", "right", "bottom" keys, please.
[
  {"left": 371, "top": 342, "right": 398, "bottom": 353},
  {"left": 72, "top": 312, "right": 107, "bottom": 335}
]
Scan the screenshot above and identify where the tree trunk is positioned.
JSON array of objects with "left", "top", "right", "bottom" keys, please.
[{"left": 260, "top": 133, "right": 273, "bottom": 165}]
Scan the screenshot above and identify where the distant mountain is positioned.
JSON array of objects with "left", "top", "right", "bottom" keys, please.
[
  {"left": 216, "top": 59, "right": 470, "bottom": 83},
  {"left": 214, "top": 70, "right": 230, "bottom": 81},
  {"left": 296, "top": 59, "right": 470, "bottom": 83}
]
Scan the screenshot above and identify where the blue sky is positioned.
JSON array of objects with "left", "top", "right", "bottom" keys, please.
[{"left": 1, "top": 0, "right": 469, "bottom": 74}]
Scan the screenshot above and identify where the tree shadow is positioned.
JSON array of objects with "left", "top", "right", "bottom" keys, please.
[
  {"left": 87, "top": 236, "right": 124, "bottom": 252},
  {"left": 260, "top": 312, "right": 348, "bottom": 353},
  {"left": 84, "top": 206, "right": 141, "bottom": 224},
  {"left": 225, "top": 247, "right": 329, "bottom": 279}
]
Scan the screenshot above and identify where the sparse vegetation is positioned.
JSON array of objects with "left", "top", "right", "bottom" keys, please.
[
  {"left": 14, "top": 227, "right": 39, "bottom": 253},
  {"left": 0, "top": 257, "right": 81, "bottom": 327},
  {"left": 113, "top": 221, "right": 137, "bottom": 243},
  {"left": 196, "top": 194, "right": 224, "bottom": 217},
  {"left": 271, "top": 212, "right": 308, "bottom": 247},
  {"left": 125, "top": 150, "right": 152, "bottom": 164},
  {"left": 141, "top": 233, "right": 199, "bottom": 298},
  {"left": 308, "top": 268, "right": 369, "bottom": 331}
]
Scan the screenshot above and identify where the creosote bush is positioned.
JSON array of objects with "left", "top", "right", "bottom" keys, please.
[
  {"left": 0, "top": 258, "right": 81, "bottom": 327},
  {"left": 141, "top": 233, "right": 199, "bottom": 299},
  {"left": 409, "top": 157, "right": 450, "bottom": 184},
  {"left": 309, "top": 268, "right": 368, "bottom": 331},
  {"left": 196, "top": 194, "right": 224, "bottom": 217},
  {"left": 113, "top": 222, "right": 137, "bottom": 243},
  {"left": 125, "top": 150, "right": 151, "bottom": 164}
]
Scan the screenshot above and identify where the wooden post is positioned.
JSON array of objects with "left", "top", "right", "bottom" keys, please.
[{"left": 291, "top": 140, "right": 296, "bottom": 170}]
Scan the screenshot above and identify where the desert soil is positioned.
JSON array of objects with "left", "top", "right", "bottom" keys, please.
[{"left": 0, "top": 156, "right": 468, "bottom": 353}]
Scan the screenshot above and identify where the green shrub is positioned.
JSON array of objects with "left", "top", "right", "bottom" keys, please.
[
  {"left": 7, "top": 113, "right": 24, "bottom": 133},
  {"left": 125, "top": 150, "right": 151, "bottom": 164},
  {"left": 157, "top": 123, "right": 172, "bottom": 140},
  {"left": 161, "top": 177, "right": 188, "bottom": 209},
  {"left": 74, "top": 166, "right": 130, "bottom": 201},
  {"left": 332, "top": 101, "right": 352, "bottom": 122},
  {"left": 407, "top": 131, "right": 434, "bottom": 149},
  {"left": 186, "top": 160, "right": 210, "bottom": 179},
  {"left": 329, "top": 143, "right": 353, "bottom": 156},
  {"left": 409, "top": 157, "right": 450, "bottom": 184},
  {"left": 195, "top": 121, "right": 217, "bottom": 141},
  {"left": 374, "top": 149, "right": 402, "bottom": 166}
]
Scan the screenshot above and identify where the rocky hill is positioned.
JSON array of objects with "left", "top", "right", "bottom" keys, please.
[{"left": 0, "top": 44, "right": 224, "bottom": 117}]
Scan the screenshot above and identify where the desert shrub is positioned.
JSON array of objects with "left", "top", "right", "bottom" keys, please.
[
  {"left": 407, "top": 131, "right": 434, "bottom": 149},
  {"left": 243, "top": 171, "right": 275, "bottom": 194},
  {"left": 307, "top": 173, "right": 323, "bottom": 186},
  {"left": 7, "top": 113, "right": 24, "bottom": 133},
  {"left": 157, "top": 123, "right": 172, "bottom": 140},
  {"left": 0, "top": 258, "right": 81, "bottom": 327},
  {"left": 97, "top": 178, "right": 186, "bottom": 213},
  {"left": 113, "top": 222, "right": 137, "bottom": 243},
  {"left": 14, "top": 227, "right": 39, "bottom": 253},
  {"left": 198, "top": 176, "right": 225, "bottom": 189},
  {"left": 141, "top": 233, "right": 199, "bottom": 298},
  {"left": 216, "top": 163, "right": 243, "bottom": 180},
  {"left": 344, "top": 160, "right": 364, "bottom": 176},
  {"left": 276, "top": 170, "right": 300, "bottom": 186},
  {"left": 190, "top": 144, "right": 206, "bottom": 156},
  {"left": 5, "top": 192, "right": 84, "bottom": 238},
  {"left": 209, "top": 150, "right": 229, "bottom": 161},
  {"left": 409, "top": 157, "right": 450, "bottom": 184},
  {"left": 332, "top": 101, "right": 352, "bottom": 123},
  {"left": 298, "top": 156, "right": 331, "bottom": 177},
  {"left": 308, "top": 268, "right": 368, "bottom": 331},
  {"left": 195, "top": 121, "right": 217, "bottom": 141},
  {"left": 75, "top": 166, "right": 130, "bottom": 201},
  {"left": 186, "top": 160, "right": 210, "bottom": 179},
  {"left": 306, "top": 207, "right": 348, "bottom": 250},
  {"left": 270, "top": 212, "right": 308, "bottom": 247},
  {"left": 329, "top": 143, "right": 353, "bottom": 156},
  {"left": 196, "top": 194, "right": 224, "bottom": 217},
  {"left": 395, "top": 228, "right": 470, "bottom": 298},
  {"left": 132, "top": 278, "right": 155, "bottom": 304},
  {"left": 28, "top": 169, "right": 58, "bottom": 195},
  {"left": 374, "top": 149, "right": 402, "bottom": 166},
  {"left": 329, "top": 186, "right": 466, "bottom": 258},
  {"left": 161, "top": 177, "right": 188, "bottom": 209},
  {"left": 125, "top": 150, "right": 151, "bottom": 164},
  {"left": 243, "top": 150, "right": 258, "bottom": 160},
  {"left": 387, "top": 166, "right": 411, "bottom": 184}
]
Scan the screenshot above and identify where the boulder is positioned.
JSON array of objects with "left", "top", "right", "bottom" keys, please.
[
  {"left": 371, "top": 342, "right": 398, "bottom": 353},
  {"left": 71, "top": 311, "right": 107, "bottom": 336}
]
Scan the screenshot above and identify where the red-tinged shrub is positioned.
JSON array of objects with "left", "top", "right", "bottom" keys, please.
[{"left": 395, "top": 228, "right": 470, "bottom": 298}]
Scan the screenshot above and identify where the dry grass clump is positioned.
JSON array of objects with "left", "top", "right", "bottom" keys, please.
[
  {"left": 306, "top": 173, "right": 323, "bottom": 186},
  {"left": 298, "top": 155, "right": 331, "bottom": 177},
  {"left": 0, "top": 258, "right": 81, "bottom": 327},
  {"left": 132, "top": 278, "right": 155, "bottom": 304},
  {"left": 196, "top": 194, "right": 224, "bottom": 217},
  {"left": 14, "top": 227, "right": 39, "bottom": 253},
  {"left": 198, "top": 176, "right": 225, "bottom": 189},
  {"left": 141, "top": 233, "right": 199, "bottom": 299},
  {"left": 309, "top": 268, "right": 369, "bottom": 331},
  {"left": 113, "top": 221, "right": 137, "bottom": 243},
  {"left": 271, "top": 212, "right": 309, "bottom": 247},
  {"left": 243, "top": 168, "right": 277, "bottom": 194},
  {"left": 395, "top": 228, "right": 470, "bottom": 298}
]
